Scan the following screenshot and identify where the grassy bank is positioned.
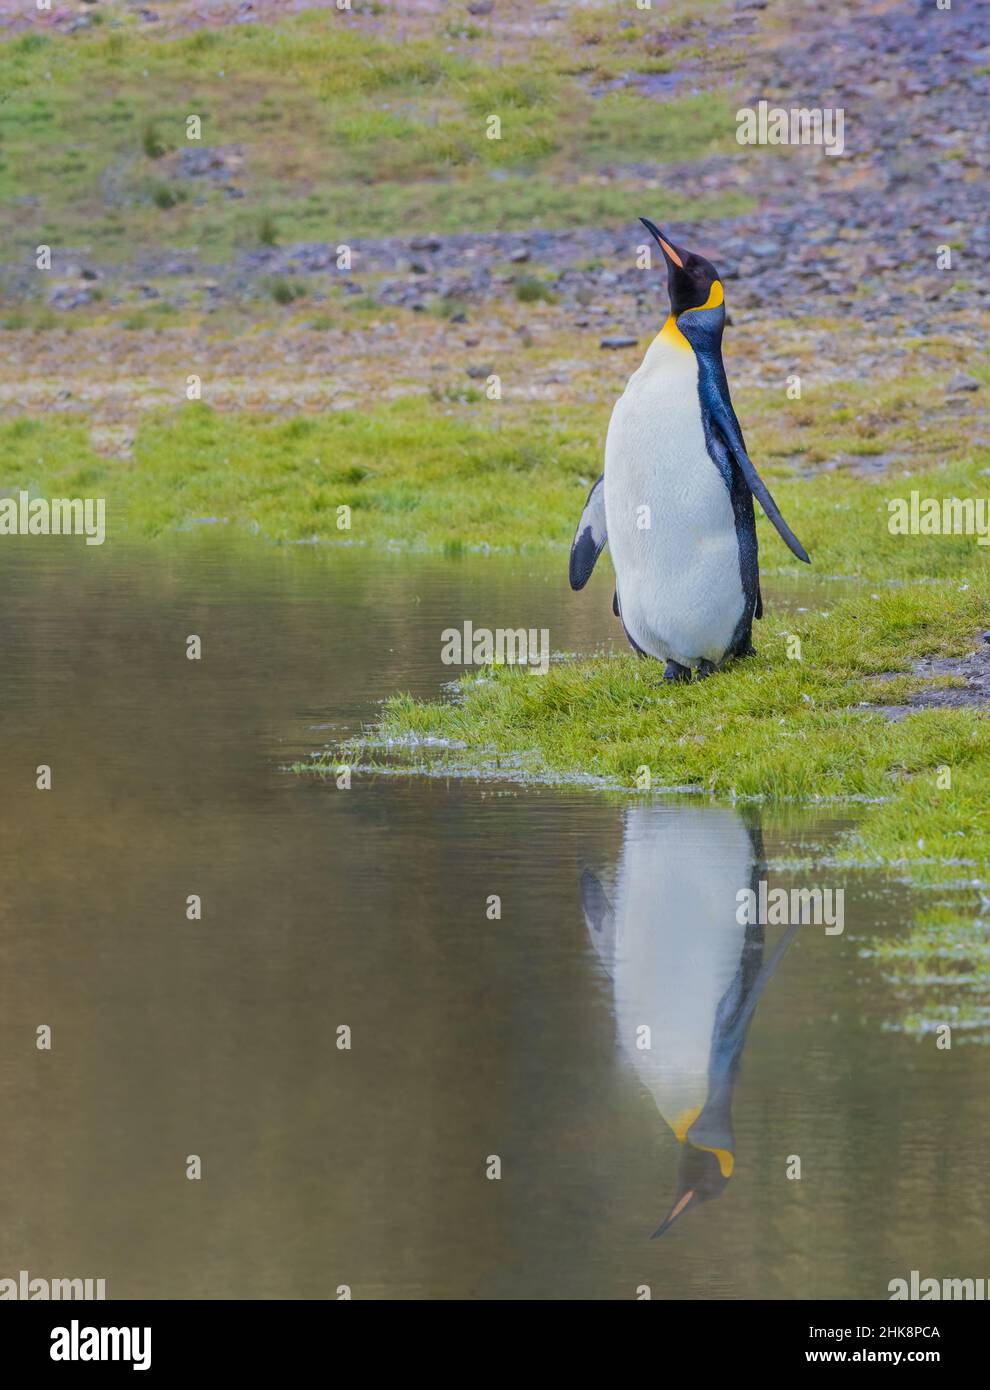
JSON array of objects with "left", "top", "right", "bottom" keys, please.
[
  {"left": 378, "top": 580, "right": 990, "bottom": 835},
  {"left": 370, "top": 554, "right": 990, "bottom": 1041}
]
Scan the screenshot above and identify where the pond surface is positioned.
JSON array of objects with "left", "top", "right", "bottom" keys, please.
[{"left": 1, "top": 539, "right": 987, "bottom": 1299}]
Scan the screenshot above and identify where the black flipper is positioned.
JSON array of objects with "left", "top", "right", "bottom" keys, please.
[
  {"left": 569, "top": 475, "right": 607, "bottom": 590},
  {"left": 612, "top": 588, "right": 620, "bottom": 617},
  {"left": 755, "top": 581, "right": 763, "bottom": 620},
  {"left": 706, "top": 389, "right": 810, "bottom": 565}
]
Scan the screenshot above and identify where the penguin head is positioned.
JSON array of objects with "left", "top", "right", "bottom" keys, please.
[
  {"left": 651, "top": 1143, "right": 733, "bottom": 1239},
  {"left": 640, "top": 218, "right": 724, "bottom": 324}
]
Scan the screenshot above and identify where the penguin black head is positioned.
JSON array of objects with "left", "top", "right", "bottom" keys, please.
[
  {"left": 640, "top": 218, "right": 723, "bottom": 319},
  {"left": 651, "top": 1144, "right": 733, "bottom": 1239}
]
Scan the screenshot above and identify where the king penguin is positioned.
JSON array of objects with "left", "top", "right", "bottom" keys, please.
[
  {"left": 569, "top": 220, "right": 810, "bottom": 681},
  {"left": 580, "top": 803, "right": 798, "bottom": 1237}
]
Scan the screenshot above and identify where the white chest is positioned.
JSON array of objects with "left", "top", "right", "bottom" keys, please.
[{"left": 603, "top": 332, "right": 746, "bottom": 665}]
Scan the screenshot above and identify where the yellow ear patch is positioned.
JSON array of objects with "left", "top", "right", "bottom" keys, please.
[
  {"left": 702, "top": 1145, "right": 735, "bottom": 1178},
  {"left": 684, "top": 280, "right": 724, "bottom": 313}
]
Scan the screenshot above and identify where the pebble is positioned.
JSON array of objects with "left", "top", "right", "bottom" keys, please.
[{"left": 947, "top": 373, "right": 981, "bottom": 393}]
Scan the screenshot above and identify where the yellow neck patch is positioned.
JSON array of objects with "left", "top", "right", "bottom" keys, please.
[
  {"left": 671, "top": 1109, "right": 735, "bottom": 1177},
  {"left": 672, "top": 1105, "right": 702, "bottom": 1141},
  {"left": 658, "top": 281, "right": 725, "bottom": 349},
  {"left": 659, "top": 315, "right": 692, "bottom": 352}
]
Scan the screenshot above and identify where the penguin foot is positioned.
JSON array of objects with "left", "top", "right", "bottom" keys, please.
[
  {"left": 695, "top": 660, "right": 718, "bottom": 680},
  {"left": 663, "top": 660, "right": 692, "bottom": 683}
]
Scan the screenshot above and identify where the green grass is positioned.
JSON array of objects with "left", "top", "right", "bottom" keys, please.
[
  {"left": 0, "top": 398, "right": 602, "bottom": 545},
  {"left": 101, "top": 375, "right": 966, "bottom": 897},
  {"left": 376, "top": 584, "right": 990, "bottom": 794},
  {"left": 514, "top": 275, "right": 558, "bottom": 304}
]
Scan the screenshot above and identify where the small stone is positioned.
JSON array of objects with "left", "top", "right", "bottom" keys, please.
[
  {"left": 600, "top": 335, "right": 638, "bottom": 349},
  {"left": 947, "top": 372, "right": 980, "bottom": 393}
]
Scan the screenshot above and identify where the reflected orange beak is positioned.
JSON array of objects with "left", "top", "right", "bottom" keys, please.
[{"left": 651, "top": 1188, "right": 696, "bottom": 1239}]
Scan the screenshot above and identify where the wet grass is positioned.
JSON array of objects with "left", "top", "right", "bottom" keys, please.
[{"left": 377, "top": 586, "right": 990, "bottom": 798}]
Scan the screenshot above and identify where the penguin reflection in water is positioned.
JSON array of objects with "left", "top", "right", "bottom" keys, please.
[
  {"left": 581, "top": 805, "right": 798, "bottom": 1236},
  {"left": 570, "top": 221, "right": 810, "bottom": 680}
]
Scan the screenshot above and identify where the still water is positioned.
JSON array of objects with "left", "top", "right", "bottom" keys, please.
[{"left": 1, "top": 539, "right": 987, "bottom": 1300}]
